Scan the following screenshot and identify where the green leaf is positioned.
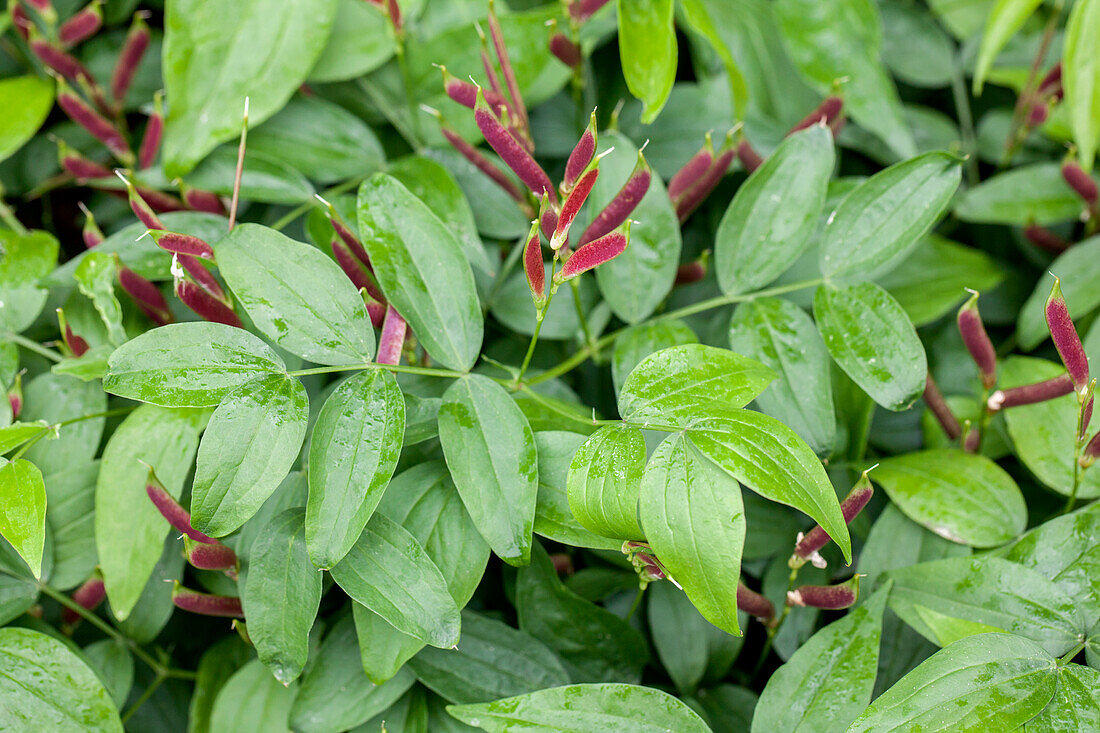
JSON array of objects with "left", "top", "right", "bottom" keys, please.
[
  {"left": 814, "top": 281, "right": 927, "bottom": 411},
  {"left": 638, "top": 434, "right": 746, "bottom": 636},
  {"left": 516, "top": 543, "right": 648, "bottom": 683},
  {"left": 114, "top": 535, "right": 185, "bottom": 644},
  {"left": 0, "top": 627, "right": 122, "bottom": 731},
  {"left": 187, "top": 636, "right": 252, "bottom": 733},
  {"left": 879, "top": 1, "right": 956, "bottom": 88},
  {"left": 81, "top": 640, "right": 134, "bottom": 709},
  {"left": 1022, "top": 664, "right": 1100, "bottom": 731},
  {"left": 329, "top": 512, "right": 460, "bottom": 649},
  {"left": 567, "top": 424, "right": 646, "bottom": 541},
  {"left": 104, "top": 322, "right": 286, "bottom": 407},
  {"left": 0, "top": 422, "right": 49, "bottom": 455},
  {"left": 95, "top": 405, "right": 207, "bottom": 620},
  {"left": 438, "top": 375, "right": 538, "bottom": 566},
  {"left": 192, "top": 374, "right": 308, "bottom": 536},
  {"left": 0, "top": 76, "right": 53, "bottom": 162},
  {"left": 592, "top": 132, "right": 682, "bottom": 323},
  {"left": 208, "top": 660, "right": 297, "bottom": 733},
  {"left": 307, "top": 0, "right": 396, "bottom": 82},
  {"left": 532, "top": 431, "right": 620, "bottom": 551},
  {"left": 358, "top": 173, "right": 483, "bottom": 371},
  {"left": 242, "top": 508, "right": 319, "bottom": 685},
  {"left": 1016, "top": 237, "right": 1100, "bottom": 350},
  {"left": 873, "top": 449, "right": 1027, "bottom": 547},
  {"left": 953, "top": 163, "right": 1088, "bottom": 225},
  {"left": 409, "top": 610, "right": 570, "bottom": 704},
  {"left": 72, "top": 252, "right": 125, "bottom": 346},
  {"left": 974, "top": 0, "right": 1043, "bottom": 93},
  {"left": 618, "top": 344, "right": 776, "bottom": 427},
  {"left": 677, "top": 0, "right": 749, "bottom": 115},
  {"left": 819, "top": 151, "right": 961, "bottom": 281},
  {"left": 859, "top": 504, "right": 971, "bottom": 592},
  {"left": 1064, "top": 0, "right": 1100, "bottom": 170},
  {"left": 290, "top": 615, "right": 415, "bottom": 733},
  {"left": 447, "top": 683, "right": 710, "bottom": 733},
  {"left": 728, "top": 297, "right": 836, "bottom": 455},
  {"left": 249, "top": 95, "right": 384, "bottom": 184},
  {"left": 22, "top": 372, "right": 106, "bottom": 474},
  {"left": 306, "top": 369, "right": 404, "bottom": 568},
  {"left": 611, "top": 320, "right": 697, "bottom": 395},
  {"left": 999, "top": 357, "right": 1100, "bottom": 498},
  {"left": 0, "top": 459, "right": 46, "bottom": 580},
  {"left": 617, "top": 0, "right": 676, "bottom": 123},
  {"left": 775, "top": 0, "right": 916, "bottom": 158},
  {"left": 215, "top": 223, "right": 376, "bottom": 366},
  {"left": 887, "top": 556, "right": 1082, "bottom": 656},
  {"left": 847, "top": 633, "right": 1057, "bottom": 733},
  {"left": 878, "top": 235, "right": 1005, "bottom": 327},
  {"left": 161, "top": 0, "right": 338, "bottom": 176},
  {"left": 44, "top": 462, "right": 100, "bottom": 590},
  {"left": 716, "top": 125, "right": 834, "bottom": 295},
  {"left": 688, "top": 408, "right": 851, "bottom": 562},
  {"left": 183, "top": 147, "right": 315, "bottom": 204},
  {"left": 0, "top": 229, "right": 58, "bottom": 332},
  {"left": 647, "top": 581, "right": 744, "bottom": 695},
  {"left": 753, "top": 585, "right": 889, "bottom": 733}
]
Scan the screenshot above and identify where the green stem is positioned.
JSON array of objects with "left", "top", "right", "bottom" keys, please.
[
  {"left": 56, "top": 407, "right": 137, "bottom": 428},
  {"left": 1059, "top": 639, "right": 1086, "bottom": 664},
  {"left": 1064, "top": 398, "right": 1087, "bottom": 514},
  {"left": 121, "top": 672, "right": 165, "bottom": 724},
  {"left": 1001, "top": 1, "right": 1062, "bottom": 167},
  {"left": 5, "top": 333, "right": 63, "bottom": 363},
  {"left": 270, "top": 175, "right": 367, "bottom": 232},
  {"left": 0, "top": 197, "right": 27, "bottom": 235},
  {"left": 10, "top": 429, "right": 47, "bottom": 461},
  {"left": 517, "top": 311, "right": 546, "bottom": 384},
  {"left": 570, "top": 278, "right": 595, "bottom": 354},
  {"left": 950, "top": 61, "right": 979, "bottom": 187},
  {"left": 288, "top": 361, "right": 474, "bottom": 381},
  {"left": 625, "top": 584, "right": 646, "bottom": 622}
]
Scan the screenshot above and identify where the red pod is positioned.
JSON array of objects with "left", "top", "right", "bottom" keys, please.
[
  {"left": 1028, "top": 103, "right": 1050, "bottom": 128},
  {"left": 1062, "top": 159, "right": 1099, "bottom": 209},
  {"left": 320, "top": 197, "right": 372, "bottom": 269},
  {"left": 571, "top": 0, "right": 611, "bottom": 22},
  {"left": 137, "top": 186, "right": 187, "bottom": 214},
  {"left": 551, "top": 166, "right": 599, "bottom": 250},
  {"left": 674, "top": 259, "right": 707, "bottom": 286},
  {"left": 924, "top": 373, "right": 962, "bottom": 440},
  {"left": 559, "top": 223, "right": 629, "bottom": 280},
  {"left": 29, "top": 35, "right": 90, "bottom": 82},
  {"left": 1023, "top": 224, "right": 1070, "bottom": 253},
  {"left": 522, "top": 218, "right": 545, "bottom": 306},
  {"left": 1082, "top": 396, "right": 1094, "bottom": 438},
  {"left": 12, "top": 4, "right": 31, "bottom": 40},
  {"left": 1046, "top": 278, "right": 1089, "bottom": 391},
  {"left": 62, "top": 575, "right": 106, "bottom": 626},
  {"left": 789, "top": 96, "right": 844, "bottom": 135},
  {"left": 549, "top": 32, "right": 581, "bottom": 69},
  {"left": 788, "top": 575, "right": 860, "bottom": 610},
  {"left": 562, "top": 110, "right": 598, "bottom": 194},
  {"left": 79, "top": 203, "right": 104, "bottom": 248},
  {"left": 181, "top": 185, "right": 226, "bottom": 215},
  {"left": 146, "top": 467, "right": 217, "bottom": 543},
  {"left": 668, "top": 133, "right": 715, "bottom": 204},
  {"left": 183, "top": 537, "right": 238, "bottom": 574},
  {"left": 7, "top": 375, "right": 22, "bottom": 420},
  {"left": 117, "top": 265, "right": 173, "bottom": 325},
  {"left": 115, "top": 171, "right": 164, "bottom": 229},
  {"left": 736, "top": 583, "right": 775, "bottom": 620},
  {"left": 138, "top": 93, "right": 163, "bottom": 170},
  {"left": 64, "top": 324, "right": 90, "bottom": 357},
  {"left": 1082, "top": 430, "right": 1100, "bottom": 468},
  {"left": 987, "top": 373, "right": 1074, "bottom": 411},
  {"left": 110, "top": 13, "right": 150, "bottom": 103},
  {"left": 474, "top": 22, "right": 507, "bottom": 103},
  {"left": 147, "top": 229, "right": 215, "bottom": 260},
  {"left": 475, "top": 89, "right": 556, "bottom": 202},
  {"left": 376, "top": 305, "right": 407, "bottom": 366},
  {"left": 58, "top": 141, "right": 112, "bottom": 181},
  {"left": 433, "top": 112, "right": 527, "bottom": 204},
  {"left": 58, "top": 83, "right": 131, "bottom": 161},
  {"left": 177, "top": 254, "right": 226, "bottom": 302},
  {"left": 1038, "top": 62, "right": 1063, "bottom": 97},
  {"left": 59, "top": 0, "right": 103, "bottom": 46},
  {"left": 957, "top": 292, "right": 997, "bottom": 389},
  {"left": 364, "top": 298, "right": 386, "bottom": 330},
  {"left": 488, "top": 0, "right": 528, "bottom": 135},
  {"left": 384, "top": 0, "right": 401, "bottom": 32},
  {"left": 736, "top": 138, "right": 764, "bottom": 173},
  {"left": 578, "top": 149, "right": 650, "bottom": 245},
  {"left": 439, "top": 65, "right": 510, "bottom": 117},
  {"left": 176, "top": 279, "right": 242, "bottom": 328},
  {"left": 794, "top": 472, "right": 874, "bottom": 564},
  {"left": 171, "top": 583, "right": 244, "bottom": 618},
  {"left": 676, "top": 138, "right": 735, "bottom": 222},
  {"left": 332, "top": 237, "right": 372, "bottom": 292}
]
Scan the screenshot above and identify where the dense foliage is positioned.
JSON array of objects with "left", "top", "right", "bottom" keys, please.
[{"left": 0, "top": 0, "right": 1098, "bottom": 730}]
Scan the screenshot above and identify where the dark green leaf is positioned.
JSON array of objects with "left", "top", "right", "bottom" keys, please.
[
  {"left": 81, "top": 640, "right": 134, "bottom": 709},
  {"left": 859, "top": 504, "right": 971, "bottom": 592},
  {"left": 207, "top": 659, "right": 296, "bottom": 733},
  {"left": 617, "top": 0, "right": 676, "bottom": 123},
  {"left": 1064, "top": 0, "right": 1100, "bottom": 170},
  {"left": 43, "top": 461, "right": 99, "bottom": 590},
  {"left": 308, "top": 0, "right": 396, "bottom": 82},
  {"left": 567, "top": 424, "right": 646, "bottom": 541},
  {"left": 953, "top": 163, "right": 1088, "bottom": 225},
  {"left": 533, "top": 431, "right": 619, "bottom": 551},
  {"left": 1022, "top": 664, "right": 1100, "bottom": 731},
  {"left": 1016, "top": 237, "right": 1100, "bottom": 350}
]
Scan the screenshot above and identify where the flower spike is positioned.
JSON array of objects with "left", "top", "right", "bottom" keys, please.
[
  {"left": 987, "top": 373, "right": 1074, "bottom": 411},
  {"left": 146, "top": 229, "right": 215, "bottom": 260},
  {"left": 138, "top": 90, "right": 163, "bottom": 170},
  {"left": 792, "top": 470, "right": 874, "bottom": 568},
  {"left": 668, "top": 132, "right": 714, "bottom": 204},
  {"left": 145, "top": 465, "right": 217, "bottom": 543},
  {"left": 116, "top": 259, "right": 173, "bottom": 325},
  {"left": 474, "top": 87, "right": 556, "bottom": 202},
  {"left": 552, "top": 163, "right": 600, "bottom": 250},
  {"left": 488, "top": 0, "right": 529, "bottom": 136},
  {"left": 377, "top": 305, "right": 407, "bottom": 366},
  {"left": 79, "top": 202, "right": 103, "bottom": 248},
  {"left": 428, "top": 106, "right": 528, "bottom": 204},
  {"left": 115, "top": 170, "right": 163, "bottom": 229},
  {"left": 736, "top": 583, "right": 775, "bottom": 621},
  {"left": 676, "top": 130, "right": 736, "bottom": 222},
  {"left": 58, "top": 81, "right": 131, "bottom": 161}
]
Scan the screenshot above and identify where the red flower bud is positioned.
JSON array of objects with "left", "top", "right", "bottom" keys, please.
[
  {"left": 145, "top": 467, "right": 217, "bottom": 543},
  {"left": 1082, "top": 396, "right": 1094, "bottom": 438},
  {"left": 488, "top": 0, "right": 528, "bottom": 136},
  {"left": 384, "top": 0, "right": 401, "bottom": 32},
  {"left": 552, "top": 166, "right": 599, "bottom": 250},
  {"left": 59, "top": 1, "right": 102, "bottom": 47},
  {"left": 12, "top": 4, "right": 31, "bottom": 40},
  {"left": 58, "top": 140, "right": 112, "bottom": 181},
  {"left": 1082, "top": 430, "right": 1100, "bottom": 468},
  {"left": 117, "top": 264, "right": 172, "bottom": 325},
  {"left": 676, "top": 134, "right": 735, "bottom": 222},
  {"left": 562, "top": 110, "right": 597, "bottom": 194},
  {"left": 332, "top": 237, "right": 372, "bottom": 292},
  {"left": 736, "top": 138, "right": 764, "bottom": 173},
  {"left": 570, "top": 0, "right": 611, "bottom": 23},
  {"left": 578, "top": 148, "right": 649, "bottom": 245},
  {"left": 64, "top": 324, "right": 89, "bottom": 357},
  {"left": 180, "top": 185, "right": 226, "bottom": 215},
  {"left": 1062, "top": 159, "right": 1098, "bottom": 209},
  {"left": 29, "top": 34, "right": 90, "bottom": 82},
  {"left": 549, "top": 32, "right": 581, "bottom": 69},
  {"left": 183, "top": 537, "right": 238, "bottom": 575},
  {"left": 147, "top": 229, "right": 214, "bottom": 260},
  {"left": 62, "top": 575, "right": 106, "bottom": 627},
  {"left": 1023, "top": 224, "right": 1070, "bottom": 253},
  {"left": 1038, "top": 63, "right": 1062, "bottom": 97},
  {"left": 474, "top": 22, "right": 507, "bottom": 104},
  {"left": 1028, "top": 103, "right": 1049, "bottom": 127},
  {"left": 522, "top": 218, "right": 545, "bottom": 306},
  {"left": 987, "top": 373, "right": 1075, "bottom": 411},
  {"left": 788, "top": 575, "right": 859, "bottom": 610},
  {"left": 432, "top": 110, "right": 527, "bottom": 204},
  {"left": 376, "top": 305, "right": 407, "bottom": 365},
  {"left": 176, "top": 254, "right": 226, "bottom": 302},
  {"left": 674, "top": 260, "right": 707, "bottom": 286},
  {"left": 137, "top": 187, "right": 187, "bottom": 214},
  {"left": 439, "top": 65, "right": 510, "bottom": 117},
  {"left": 110, "top": 12, "right": 149, "bottom": 103},
  {"left": 924, "top": 371, "right": 961, "bottom": 440},
  {"left": 317, "top": 196, "right": 371, "bottom": 269},
  {"left": 736, "top": 583, "right": 775, "bottom": 620},
  {"left": 1046, "top": 277, "right": 1089, "bottom": 391},
  {"left": 175, "top": 279, "right": 242, "bottom": 328},
  {"left": 171, "top": 583, "right": 243, "bottom": 618},
  {"left": 138, "top": 92, "right": 163, "bottom": 170},
  {"left": 115, "top": 171, "right": 163, "bottom": 229},
  {"left": 958, "top": 291, "right": 996, "bottom": 389},
  {"left": 58, "top": 83, "right": 131, "bottom": 161},
  {"left": 668, "top": 133, "right": 714, "bottom": 204},
  {"left": 474, "top": 88, "right": 556, "bottom": 202},
  {"left": 78, "top": 202, "right": 103, "bottom": 248},
  {"left": 789, "top": 96, "right": 844, "bottom": 136},
  {"left": 794, "top": 471, "right": 873, "bottom": 565},
  {"left": 7, "top": 374, "right": 22, "bottom": 420},
  {"left": 559, "top": 222, "right": 629, "bottom": 280}
]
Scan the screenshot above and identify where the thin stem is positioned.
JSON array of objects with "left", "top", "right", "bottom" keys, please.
[
  {"left": 0, "top": 197, "right": 28, "bottom": 235},
  {"left": 287, "top": 361, "right": 473, "bottom": 381},
  {"left": 625, "top": 584, "right": 646, "bottom": 621},
  {"left": 5, "top": 333, "right": 63, "bottom": 363},
  {"left": 1065, "top": 399, "right": 1086, "bottom": 514},
  {"left": 56, "top": 406, "right": 137, "bottom": 428},
  {"left": 270, "top": 175, "right": 366, "bottom": 232},
  {"left": 1001, "top": 2, "right": 1061, "bottom": 166},
  {"left": 570, "top": 278, "right": 595, "bottom": 353},
  {"left": 1059, "top": 639, "right": 1086, "bottom": 664},
  {"left": 39, "top": 584, "right": 159, "bottom": 672},
  {"left": 228, "top": 97, "right": 249, "bottom": 232},
  {"left": 10, "top": 429, "right": 48, "bottom": 461},
  {"left": 753, "top": 568, "right": 798, "bottom": 676},
  {"left": 517, "top": 312, "right": 546, "bottom": 384},
  {"left": 950, "top": 61, "right": 979, "bottom": 187},
  {"left": 120, "top": 672, "right": 165, "bottom": 724}
]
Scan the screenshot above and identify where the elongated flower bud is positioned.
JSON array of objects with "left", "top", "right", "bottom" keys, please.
[
  {"left": 438, "top": 65, "right": 510, "bottom": 117},
  {"left": 147, "top": 229, "right": 214, "bottom": 260},
  {"left": 674, "top": 259, "right": 707, "bottom": 286},
  {"left": 552, "top": 166, "right": 599, "bottom": 250},
  {"left": 183, "top": 536, "right": 238, "bottom": 575},
  {"left": 1028, "top": 103, "right": 1050, "bottom": 128},
  {"left": 62, "top": 575, "right": 106, "bottom": 627},
  {"left": 987, "top": 373, "right": 1074, "bottom": 411},
  {"left": 924, "top": 373, "right": 961, "bottom": 439},
  {"left": 7, "top": 374, "right": 22, "bottom": 419},
  {"left": 79, "top": 202, "right": 103, "bottom": 248},
  {"left": 377, "top": 305, "right": 407, "bottom": 366},
  {"left": 318, "top": 196, "right": 371, "bottom": 268},
  {"left": 793, "top": 471, "right": 873, "bottom": 566},
  {"left": 12, "top": 4, "right": 31, "bottom": 40},
  {"left": 1062, "top": 159, "right": 1098, "bottom": 209},
  {"left": 138, "top": 186, "right": 187, "bottom": 213},
  {"left": 138, "top": 92, "right": 163, "bottom": 170},
  {"left": 474, "top": 22, "right": 507, "bottom": 103},
  {"left": 1038, "top": 63, "right": 1062, "bottom": 97},
  {"left": 63, "top": 323, "right": 89, "bottom": 357},
  {"left": 384, "top": 0, "right": 401, "bottom": 32},
  {"left": 578, "top": 149, "right": 649, "bottom": 245},
  {"left": 59, "top": 0, "right": 102, "bottom": 46},
  {"left": 563, "top": 110, "right": 597, "bottom": 194},
  {"left": 58, "top": 83, "right": 131, "bottom": 161},
  {"left": 736, "top": 583, "right": 774, "bottom": 621},
  {"left": 1082, "top": 430, "right": 1100, "bottom": 468},
  {"left": 676, "top": 133, "right": 735, "bottom": 222},
  {"left": 488, "top": 0, "right": 528, "bottom": 135},
  {"left": 180, "top": 185, "right": 226, "bottom": 215},
  {"left": 146, "top": 468, "right": 216, "bottom": 543},
  {"left": 430, "top": 109, "right": 527, "bottom": 204},
  {"left": 622, "top": 541, "right": 673, "bottom": 585},
  {"left": 176, "top": 279, "right": 242, "bottom": 328},
  {"left": 475, "top": 88, "right": 556, "bottom": 202},
  {"left": 29, "top": 33, "right": 90, "bottom": 82},
  {"left": 111, "top": 12, "right": 149, "bottom": 103},
  {"left": 958, "top": 292, "right": 996, "bottom": 389},
  {"left": 550, "top": 31, "right": 581, "bottom": 69},
  {"left": 1082, "top": 394, "right": 1094, "bottom": 438},
  {"left": 736, "top": 138, "right": 764, "bottom": 173},
  {"left": 570, "top": 0, "right": 611, "bottom": 22},
  {"left": 1046, "top": 278, "right": 1089, "bottom": 392},
  {"left": 172, "top": 583, "right": 243, "bottom": 618},
  {"left": 114, "top": 170, "right": 163, "bottom": 229},
  {"left": 522, "top": 218, "right": 545, "bottom": 306},
  {"left": 788, "top": 575, "right": 859, "bottom": 610},
  {"left": 58, "top": 140, "right": 111, "bottom": 181},
  {"left": 668, "top": 133, "right": 714, "bottom": 204},
  {"left": 332, "top": 237, "right": 371, "bottom": 290},
  {"left": 789, "top": 96, "right": 843, "bottom": 135},
  {"left": 559, "top": 222, "right": 629, "bottom": 280},
  {"left": 1024, "top": 224, "right": 1070, "bottom": 253},
  {"left": 117, "top": 264, "right": 172, "bottom": 325}
]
